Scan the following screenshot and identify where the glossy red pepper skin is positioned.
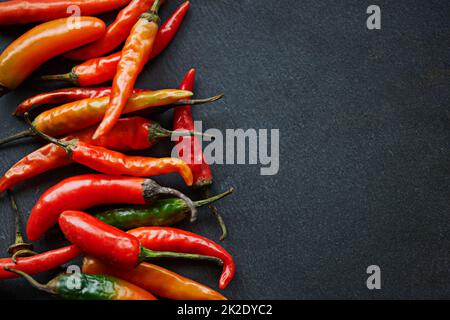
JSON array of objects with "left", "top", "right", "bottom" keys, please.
[
  {"left": 73, "top": 52, "right": 122, "bottom": 87},
  {"left": 65, "top": 0, "right": 166, "bottom": 60},
  {"left": 15, "top": 88, "right": 148, "bottom": 117},
  {"left": 0, "top": 245, "right": 81, "bottom": 279},
  {"left": 0, "top": 17, "right": 105, "bottom": 93},
  {"left": 0, "top": 117, "right": 166, "bottom": 194},
  {"left": 93, "top": 0, "right": 163, "bottom": 139},
  {"left": 128, "top": 227, "right": 235, "bottom": 289},
  {"left": 44, "top": 1, "right": 190, "bottom": 87},
  {"left": 59, "top": 211, "right": 141, "bottom": 270},
  {"left": 27, "top": 175, "right": 148, "bottom": 241},
  {"left": 151, "top": 1, "right": 190, "bottom": 59},
  {"left": 174, "top": 69, "right": 214, "bottom": 188},
  {"left": 0, "top": 0, "right": 131, "bottom": 25}
]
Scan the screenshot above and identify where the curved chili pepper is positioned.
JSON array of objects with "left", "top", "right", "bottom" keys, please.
[
  {"left": 0, "top": 0, "right": 131, "bottom": 25},
  {"left": 93, "top": 0, "right": 164, "bottom": 139},
  {"left": 59, "top": 210, "right": 223, "bottom": 270},
  {"left": 0, "top": 245, "right": 81, "bottom": 279},
  {"left": 0, "top": 17, "right": 106, "bottom": 96},
  {"left": 175, "top": 69, "right": 214, "bottom": 187},
  {"left": 26, "top": 174, "right": 198, "bottom": 241},
  {"left": 65, "top": 0, "right": 166, "bottom": 60},
  {"left": 25, "top": 115, "right": 194, "bottom": 186},
  {"left": 5, "top": 268, "right": 157, "bottom": 300},
  {"left": 0, "top": 117, "right": 186, "bottom": 193},
  {"left": 42, "top": 1, "right": 190, "bottom": 87},
  {"left": 128, "top": 227, "right": 235, "bottom": 289},
  {"left": 83, "top": 257, "right": 227, "bottom": 300},
  {"left": 95, "top": 188, "right": 234, "bottom": 230},
  {"left": 15, "top": 87, "right": 148, "bottom": 117},
  {"left": 174, "top": 69, "right": 227, "bottom": 240}
]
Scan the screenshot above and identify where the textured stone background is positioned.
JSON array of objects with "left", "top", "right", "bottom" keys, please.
[{"left": 0, "top": 0, "right": 449, "bottom": 299}]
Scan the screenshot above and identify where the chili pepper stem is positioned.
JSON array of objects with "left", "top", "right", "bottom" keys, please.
[
  {"left": 7, "top": 191, "right": 36, "bottom": 263},
  {"left": 40, "top": 71, "right": 78, "bottom": 86},
  {"left": 171, "top": 130, "right": 214, "bottom": 139},
  {"left": 174, "top": 94, "right": 224, "bottom": 107},
  {"left": 141, "top": 0, "right": 162, "bottom": 23},
  {"left": 0, "top": 129, "right": 35, "bottom": 147},
  {"left": 3, "top": 268, "right": 56, "bottom": 294},
  {"left": 194, "top": 188, "right": 234, "bottom": 207},
  {"left": 24, "top": 113, "right": 77, "bottom": 156},
  {"left": 140, "top": 247, "right": 223, "bottom": 266},
  {"left": 202, "top": 188, "right": 229, "bottom": 241},
  {"left": 156, "top": 186, "right": 198, "bottom": 222}
]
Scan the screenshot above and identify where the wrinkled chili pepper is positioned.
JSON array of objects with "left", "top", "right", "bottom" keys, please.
[
  {"left": 83, "top": 257, "right": 227, "bottom": 300},
  {"left": 15, "top": 87, "right": 148, "bottom": 117},
  {"left": 26, "top": 174, "right": 198, "bottom": 241},
  {"left": 174, "top": 69, "right": 228, "bottom": 240},
  {"left": 65, "top": 0, "right": 166, "bottom": 60},
  {"left": 0, "top": 90, "right": 222, "bottom": 143},
  {"left": 25, "top": 113, "right": 194, "bottom": 186},
  {"left": 93, "top": 0, "right": 164, "bottom": 139},
  {"left": 42, "top": 1, "right": 190, "bottom": 86},
  {"left": 59, "top": 210, "right": 223, "bottom": 270},
  {"left": 0, "top": 245, "right": 81, "bottom": 279},
  {"left": 0, "top": 0, "right": 131, "bottom": 25},
  {"left": 7, "top": 191, "right": 36, "bottom": 262},
  {"left": 0, "top": 117, "right": 192, "bottom": 193},
  {"left": 5, "top": 268, "right": 157, "bottom": 300},
  {"left": 0, "top": 17, "right": 105, "bottom": 96},
  {"left": 128, "top": 227, "right": 235, "bottom": 289},
  {"left": 95, "top": 188, "right": 234, "bottom": 230}
]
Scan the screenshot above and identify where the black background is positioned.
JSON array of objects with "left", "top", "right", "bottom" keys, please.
[{"left": 0, "top": 0, "right": 449, "bottom": 299}]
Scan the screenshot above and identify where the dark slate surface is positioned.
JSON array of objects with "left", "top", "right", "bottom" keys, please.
[{"left": 0, "top": 0, "right": 449, "bottom": 299}]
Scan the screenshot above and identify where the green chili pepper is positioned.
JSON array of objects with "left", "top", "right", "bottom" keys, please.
[
  {"left": 5, "top": 268, "right": 156, "bottom": 300},
  {"left": 95, "top": 188, "right": 234, "bottom": 230}
]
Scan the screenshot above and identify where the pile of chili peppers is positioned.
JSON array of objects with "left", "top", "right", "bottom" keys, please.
[{"left": 0, "top": 0, "right": 235, "bottom": 300}]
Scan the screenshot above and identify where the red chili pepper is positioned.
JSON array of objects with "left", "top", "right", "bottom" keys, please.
[
  {"left": 0, "top": 245, "right": 81, "bottom": 279},
  {"left": 0, "top": 117, "right": 179, "bottom": 194},
  {"left": 25, "top": 114, "right": 194, "bottom": 186},
  {"left": 128, "top": 227, "right": 235, "bottom": 289},
  {"left": 59, "top": 211, "right": 223, "bottom": 270},
  {"left": 42, "top": 1, "right": 190, "bottom": 87},
  {"left": 0, "top": 0, "right": 131, "bottom": 25},
  {"left": 15, "top": 87, "right": 148, "bottom": 117},
  {"left": 0, "top": 17, "right": 105, "bottom": 95},
  {"left": 174, "top": 69, "right": 227, "bottom": 240},
  {"left": 174, "top": 69, "right": 214, "bottom": 188},
  {"left": 93, "top": 0, "right": 164, "bottom": 139},
  {"left": 65, "top": 0, "right": 167, "bottom": 60},
  {"left": 26, "top": 174, "right": 198, "bottom": 241}
]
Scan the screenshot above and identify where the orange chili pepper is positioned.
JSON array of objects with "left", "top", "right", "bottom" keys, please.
[
  {"left": 93, "top": 0, "right": 163, "bottom": 139},
  {"left": 0, "top": 17, "right": 106, "bottom": 96},
  {"left": 83, "top": 257, "right": 227, "bottom": 300}
]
